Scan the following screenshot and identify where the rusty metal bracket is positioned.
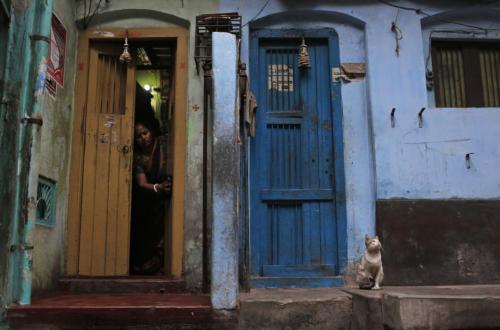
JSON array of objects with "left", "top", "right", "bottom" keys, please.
[
  {"left": 9, "top": 244, "right": 34, "bottom": 252},
  {"left": 30, "top": 34, "right": 50, "bottom": 44},
  {"left": 418, "top": 107, "right": 426, "bottom": 128},
  {"left": 465, "top": 153, "right": 474, "bottom": 169},
  {"left": 390, "top": 108, "right": 396, "bottom": 128},
  {"left": 21, "top": 116, "right": 43, "bottom": 126}
]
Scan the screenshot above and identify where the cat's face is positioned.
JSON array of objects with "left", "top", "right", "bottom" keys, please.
[{"left": 365, "top": 234, "right": 382, "bottom": 253}]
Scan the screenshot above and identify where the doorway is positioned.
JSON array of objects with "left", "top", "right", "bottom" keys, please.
[
  {"left": 67, "top": 28, "right": 188, "bottom": 278},
  {"left": 249, "top": 29, "right": 347, "bottom": 287},
  {"left": 129, "top": 40, "right": 176, "bottom": 275}
]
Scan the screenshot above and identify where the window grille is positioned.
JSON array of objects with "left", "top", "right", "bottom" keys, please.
[
  {"left": 36, "top": 176, "right": 57, "bottom": 228},
  {"left": 194, "top": 12, "right": 241, "bottom": 74},
  {"left": 431, "top": 41, "right": 500, "bottom": 107}
]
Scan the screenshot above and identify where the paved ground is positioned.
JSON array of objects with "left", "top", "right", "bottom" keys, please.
[
  {"left": 343, "top": 284, "right": 500, "bottom": 298},
  {"left": 240, "top": 285, "right": 500, "bottom": 330},
  {"left": 240, "top": 288, "right": 352, "bottom": 330}
]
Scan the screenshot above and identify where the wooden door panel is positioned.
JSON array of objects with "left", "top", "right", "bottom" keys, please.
[
  {"left": 78, "top": 43, "right": 134, "bottom": 276},
  {"left": 251, "top": 38, "right": 338, "bottom": 278}
]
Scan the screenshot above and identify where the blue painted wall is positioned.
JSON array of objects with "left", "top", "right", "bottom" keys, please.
[{"left": 220, "top": 0, "right": 500, "bottom": 274}]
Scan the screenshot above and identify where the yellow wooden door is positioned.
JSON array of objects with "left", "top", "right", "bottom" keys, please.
[{"left": 78, "top": 43, "right": 135, "bottom": 275}]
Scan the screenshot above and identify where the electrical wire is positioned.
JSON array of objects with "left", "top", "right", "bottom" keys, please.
[
  {"left": 391, "top": 8, "right": 403, "bottom": 56},
  {"left": 376, "top": 0, "right": 500, "bottom": 32},
  {"left": 242, "top": 0, "right": 271, "bottom": 28},
  {"left": 81, "top": 0, "right": 103, "bottom": 29},
  {"left": 377, "top": 0, "right": 422, "bottom": 13}
]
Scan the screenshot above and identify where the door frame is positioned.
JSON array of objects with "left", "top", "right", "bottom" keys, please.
[
  {"left": 67, "top": 28, "right": 188, "bottom": 278},
  {"left": 247, "top": 28, "right": 348, "bottom": 284}
]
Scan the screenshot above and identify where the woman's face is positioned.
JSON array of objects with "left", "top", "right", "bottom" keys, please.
[{"left": 135, "top": 123, "right": 153, "bottom": 150}]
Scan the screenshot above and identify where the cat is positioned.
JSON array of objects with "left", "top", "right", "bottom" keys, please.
[{"left": 356, "top": 234, "right": 384, "bottom": 290}]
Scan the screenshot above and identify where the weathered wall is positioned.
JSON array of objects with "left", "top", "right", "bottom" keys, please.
[
  {"left": 211, "top": 32, "right": 239, "bottom": 309},
  {"left": 377, "top": 200, "right": 500, "bottom": 285},
  {"left": 372, "top": 10, "right": 500, "bottom": 200},
  {"left": 32, "top": 0, "right": 79, "bottom": 295},
  {"left": 0, "top": 0, "right": 31, "bottom": 312},
  {"left": 79, "top": 0, "right": 220, "bottom": 289},
  {"left": 220, "top": 0, "right": 500, "bottom": 279}
]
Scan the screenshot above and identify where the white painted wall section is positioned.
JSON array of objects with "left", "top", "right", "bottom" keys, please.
[{"left": 211, "top": 32, "right": 239, "bottom": 310}]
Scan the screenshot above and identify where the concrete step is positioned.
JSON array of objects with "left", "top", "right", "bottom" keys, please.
[
  {"left": 58, "top": 276, "right": 186, "bottom": 294},
  {"left": 239, "top": 288, "right": 352, "bottom": 330},
  {"left": 7, "top": 292, "right": 236, "bottom": 329},
  {"left": 344, "top": 285, "right": 500, "bottom": 330}
]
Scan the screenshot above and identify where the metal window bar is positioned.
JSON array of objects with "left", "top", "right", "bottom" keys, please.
[{"left": 194, "top": 12, "right": 241, "bottom": 74}]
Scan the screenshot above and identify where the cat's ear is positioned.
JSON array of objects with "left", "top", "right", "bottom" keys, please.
[
  {"left": 365, "top": 234, "right": 370, "bottom": 242},
  {"left": 375, "top": 235, "right": 379, "bottom": 240}
]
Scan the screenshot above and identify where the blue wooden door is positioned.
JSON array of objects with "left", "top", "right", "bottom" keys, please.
[{"left": 250, "top": 31, "right": 346, "bottom": 287}]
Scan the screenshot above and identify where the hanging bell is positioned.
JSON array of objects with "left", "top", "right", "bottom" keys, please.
[
  {"left": 298, "top": 37, "right": 310, "bottom": 69},
  {"left": 119, "top": 32, "right": 132, "bottom": 64}
]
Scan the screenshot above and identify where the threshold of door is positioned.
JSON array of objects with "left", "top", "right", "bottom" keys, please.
[
  {"left": 58, "top": 276, "right": 186, "bottom": 294},
  {"left": 249, "top": 276, "right": 344, "bottom": 288}
]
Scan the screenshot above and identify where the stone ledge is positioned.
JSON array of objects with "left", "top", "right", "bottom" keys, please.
[
  {"left": 344, "top": 285, "right": 500, "bottom": 330},
  {"left": 240, "top": 288, "right": 352, "bottom": 330}
]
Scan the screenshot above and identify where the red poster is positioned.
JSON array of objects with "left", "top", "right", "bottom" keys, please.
[{"left": 47, "top": 14, "right": 66, "bottom": 86}]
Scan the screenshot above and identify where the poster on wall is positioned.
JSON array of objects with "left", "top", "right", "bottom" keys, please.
[{"left": 47, "top": 14, "right": 66, "bottom": 87}]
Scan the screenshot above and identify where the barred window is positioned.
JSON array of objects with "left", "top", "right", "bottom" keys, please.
[{"left": 431, "top": 41, "right": 500, "bottom": 108}]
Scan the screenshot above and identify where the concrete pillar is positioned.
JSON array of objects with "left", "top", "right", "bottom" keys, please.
[{"left": 210, "top": 32, "right": 239, "bottom": 310}]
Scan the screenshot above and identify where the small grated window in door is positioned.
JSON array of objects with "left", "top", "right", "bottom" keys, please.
[{"left": 266, "top": 49, "right": 300, "bottom": 113}]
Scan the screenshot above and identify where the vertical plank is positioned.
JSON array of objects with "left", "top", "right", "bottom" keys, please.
[
  {"left": 463, "top": 46, "right": 485, "bottom": 107},
  {"left": 78, "top": 47, "right": 100, "bottom": 275},
  {"left": 171, "top": 34, "right": 188, "bottom": 277},
  {"left": 494, "top": 50, "right": 500, "bottom": 106},
  {"left": 91, "top": 114, "right": 111, "bottom": 275},
  {"left": 316, "top": 41, "right": 336, "bottom": 266},
  {"left": 457, "top": 49, "right": 466, "bottom": 107},
  {"left": 115, "top": 62, "right": 135, "bottom": 275},
  {"left": 101, "top": 56, "right": 110, "bottom": 114},
  {"left": 104, "top": 59, "right": 120, "bottom": 275},
  {"left": 320, "top": 201, "right": 336, "bottom": 265},
  {"left": 66, "top": 32, "right": 91, "bottom": 275}
]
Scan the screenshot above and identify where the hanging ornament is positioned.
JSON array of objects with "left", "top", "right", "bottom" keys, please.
[
  {"left": 298, "top": 37, "right": 310, "bottom": 69},
  {"left": 119, "top": 31, "right": 132, "bottom": 64}
]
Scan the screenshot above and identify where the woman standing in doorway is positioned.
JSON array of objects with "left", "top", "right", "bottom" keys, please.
[{"left": 130, "top": 121, "right": 172, "bottom": 275}]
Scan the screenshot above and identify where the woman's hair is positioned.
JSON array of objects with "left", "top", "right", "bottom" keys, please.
[{"left": 135, "top": 121, "right": 154, "bottom": 135}]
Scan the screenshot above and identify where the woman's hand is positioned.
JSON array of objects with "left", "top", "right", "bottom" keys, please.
[{"left": 158, "top": 176, "right": 172, "bottom": 193}]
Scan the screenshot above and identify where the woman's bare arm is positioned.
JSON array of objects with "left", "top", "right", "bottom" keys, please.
[
  {"left": 135, "top": 173, "right": 171, "bottom": 194},
  {"left": 135, "top": 172, "right": 156, "bottom": 192}
]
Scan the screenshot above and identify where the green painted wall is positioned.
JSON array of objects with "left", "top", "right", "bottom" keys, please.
[
  {"left": 0, "top": 1, "right": 23, "bottom": 315},
  {"left": 31, "top": 0, "right": 79, "bottom": 295},
  {"left": 2, "top": 0, "right": 221, "bottom": 301},
  {"left": 0, "top": 0, "right": 55, "bottom": 318}
]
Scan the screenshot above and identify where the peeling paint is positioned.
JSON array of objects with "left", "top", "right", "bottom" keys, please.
[
  {"left": 34, "top": 57, "right": 47, "bottom": 98},
  {"left": 12, "top": 0, "right": 29, "bottom": 15},
  {"left": 92, "top": 30, "right": 115, "bottom": 37}
]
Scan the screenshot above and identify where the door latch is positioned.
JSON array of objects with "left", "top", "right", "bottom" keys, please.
[{"left": 121, "top": 145, "right": 130, "bottom": 154}]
